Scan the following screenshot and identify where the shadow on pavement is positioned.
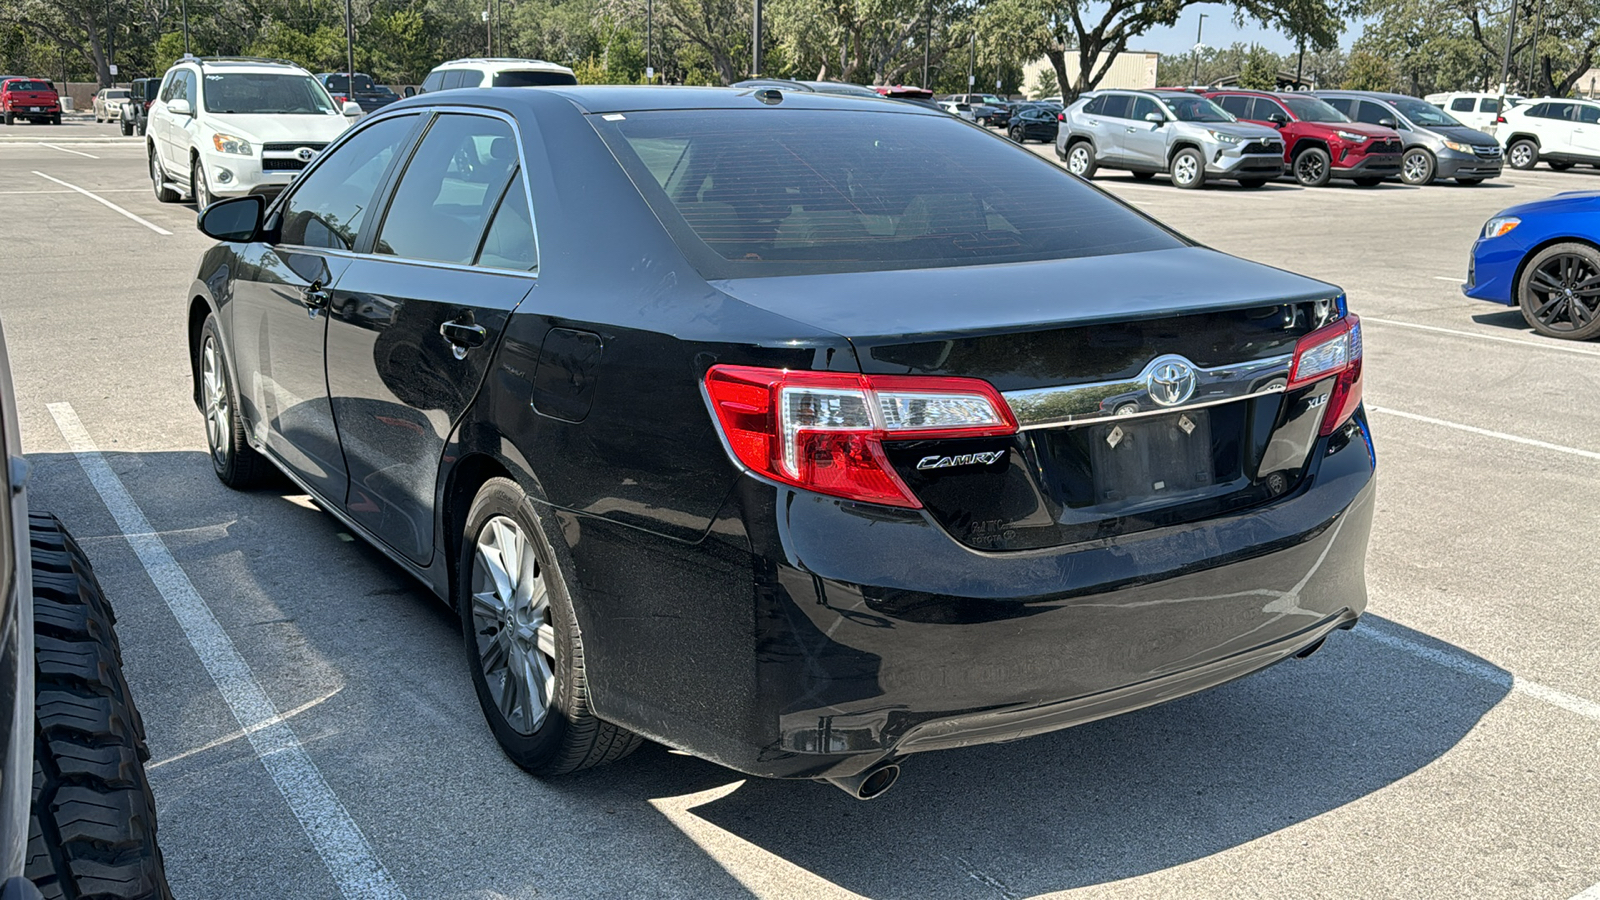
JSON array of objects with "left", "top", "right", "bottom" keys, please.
[{"left": 1470, "top": 308, "right": 1534, "bottom": 332}]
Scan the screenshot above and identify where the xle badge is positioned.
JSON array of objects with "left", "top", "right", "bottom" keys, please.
[{"left": 916, "top": 450, "right": 1007, "bottom": 471}]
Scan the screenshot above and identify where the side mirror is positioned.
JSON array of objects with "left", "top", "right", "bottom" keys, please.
[
  {"left": 342, "top": 100, "right": 363, "bottom": 117},
  {"left": 1144, "top": 111, "right": 1165, "bottom": 124},
  {"left": 1267, "top": 112, "right": 1289, "bottom": 126},
  {"left": 197, "top": 195, "right": 265, "bottom": 243},
  {"left": 167, "top": 98, "right": 192, "bottom": 117},
  {"left": 403, "top": 86, "right": 416, "bottom": 98},
  {"left": 1378, "top": 117, "right": 1398, "bottom": 128}
]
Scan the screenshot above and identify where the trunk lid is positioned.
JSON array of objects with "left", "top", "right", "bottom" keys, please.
[{"left": 714, "top": 246, "right": 1347, "bottom": 551}]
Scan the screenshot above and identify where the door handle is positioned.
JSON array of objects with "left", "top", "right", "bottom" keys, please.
[
  {"left": 301, "top": 283, "right": 329, "bottom": 315},
  {"left": 440, "top": 318, "right": 488, "bottom": 359}
]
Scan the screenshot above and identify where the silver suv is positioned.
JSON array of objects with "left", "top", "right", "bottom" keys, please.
[{"left": 1056, "top": 90, "right": 1285, "bottom": 189}]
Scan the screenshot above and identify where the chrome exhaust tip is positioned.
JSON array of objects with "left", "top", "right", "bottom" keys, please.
[{"left": 822, "top": 761, "right": 901, "bottom": 800}]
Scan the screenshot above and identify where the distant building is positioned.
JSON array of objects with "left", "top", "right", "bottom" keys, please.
[
  {"left": 1578, "top": 68, "right": 1600, "bottom": 99},
  {"left": 1022, "top": 51, "right": 1159, "bottom": 98}
]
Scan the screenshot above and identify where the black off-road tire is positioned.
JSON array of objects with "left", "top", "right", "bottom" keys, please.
[
  {"left": 458, "top": 478, "right": 642, "bottom": 775},
  {"left": 25, "top": 513, "right": 172, "bottom": 900}
]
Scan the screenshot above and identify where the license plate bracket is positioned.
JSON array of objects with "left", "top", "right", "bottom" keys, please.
[{"left": 1089, "top": 410, "right": 1215, "bottom": 505}]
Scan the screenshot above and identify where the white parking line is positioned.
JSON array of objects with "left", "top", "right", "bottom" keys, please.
[
  {"left": 1572, "top": 880, "right": 1600, "bottom": 899},
  {"left": 1368, "top": 406, "right": 1600, "bottom": 461},
  {"left": 1431, "top": 275, "right": 1462, "bottom": 281},
  {"left": 47, "top": 402, "right": 406, "bottom": 900},
  {"left": 1364, "top": 316, "right": 1600, "bottom": 358},
  {"left": 31, "top": 171, "right": 172, "bottom": 235},
  {"left": 0, "top": 188, "right": 145, "bottom": 195},
  {"left": 37, "top": 142, "right": 97, "bottom": 159}
]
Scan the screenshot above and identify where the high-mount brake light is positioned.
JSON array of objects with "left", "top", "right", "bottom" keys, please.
[
  {"left": 1287, "top": 314, "right": 1363, "bottom": 437},
  {"left": 704, "top": 366, "right": 1018, "bottom": 507}
]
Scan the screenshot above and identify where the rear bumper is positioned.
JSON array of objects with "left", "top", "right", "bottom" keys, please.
[
  {"left": 1333, "top": 152, "right": 1401, "bottom": 177},
  {"left": 574, "top": 411, "right": 1377, "bottom": 780}
]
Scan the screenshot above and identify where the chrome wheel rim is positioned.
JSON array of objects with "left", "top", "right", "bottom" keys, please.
[
  {"left": 470, "top": 516, "right": 555, "bottom": 735},
  {"left": 1174, "top": 155, "right": 1198, "bottom": 184},
  {"left": 1296, "top": 153, "right": 1325, "bottom": 182},
  {"left": 1511, "top": 144, "right": 1533, "bottom": 167},
  {"left": 1068, "top": 146, "right": 1089, "bottom": 174},
  {"left": 192, "top": 163, "right": 209, "bottom": 208},
  {"left": 201, "top": 336, "right": 229, "bottom": 468},
  {"left": 1403, "top": 152, "right": 1429, "bottom": 182},
  {"left": 1527, "top": 254, "right": 1600, "bottom": 332},
  {"left": 149, "top": 151, "right": 161, "bottom": 189}
]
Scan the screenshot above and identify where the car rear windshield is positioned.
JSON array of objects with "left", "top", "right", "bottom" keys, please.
[
  {"left": 1281, "top": 95, "right": 1348, "bottom": 123},
  {"left": 596, "top": 108, "right": 1184, "bottom": 278},
  {"left": 491, "top": 70, "right": 578, "bottom": 87},
  {"left": 324, "top": 74, "right": 376, "bottom": 92},
  {"left": 5, "top": 81, "right": 51, "bottom": 92},
  {"left": 202, "top": 73, "right": 336, "bottom": 114},
  {"left": 106, "top": 89, "right": 130, "bottom": 99}
]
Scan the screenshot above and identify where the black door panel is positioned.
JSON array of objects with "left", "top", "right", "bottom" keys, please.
[{"left": 326, "top": 260, "right": 532, "bottom": 564}]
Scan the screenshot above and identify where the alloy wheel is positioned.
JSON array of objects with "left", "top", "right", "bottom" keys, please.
[
  {"left": 1296, "top": 153, "right": 1326, "bottom": 183},
  {"left": 1402, "top": 153, "right": 1429, "bottom": 182},
  {"left": 470, "top": 516, "right": 556, "bottom": 735},
  {"left": 1173, "top": 155, "right": 1198, "bottom": 185},
  {"left": 1510, "top": 142, "right": 1535, "bottom": 169},
  {"left": 1068, "top": 146, "right": 1090, "bottom": 175},
  {"left": 1526, "top": 254, "right": 1600, "bottom": 333},
  {"left": 200, "top": 336, "right": 230, "bottom": 469}
]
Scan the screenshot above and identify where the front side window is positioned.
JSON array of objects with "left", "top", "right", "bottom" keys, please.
[
  {"left": 598, "top": 108, "right": 1184, "bottom": 279},
  {"left": 1578, "top": 104, "right": 1600, "bottom": 124},
  {"left": 1157, "top": 94, "right": 1234, "bottom": 122},
  {"left": 202, "top": 73, "right": 336, "bottom": 115},
  {"left": 280, "top": 114, "right": 417, "bottom": 250},
  {"left": 1129, "top": 96, "right": 1161, "bottom": 121},
  {"left": 1451, "top": 97, "right": 1475, "bottom": 112},
  {"left": 374, "top": 114, "right": 519, "bottom": 264},
  {"left": 1354, "top": 101, "right": 1393, "bottom": 126},
  {"left": 1281, "top": 95, "right": 1348, "bottom": 123},
  {"left": 419, "top": 71, "right": 445, "bottom": 93},
  {"left": 1547, "top": 102, "right": 1577, "bottom": 120}
]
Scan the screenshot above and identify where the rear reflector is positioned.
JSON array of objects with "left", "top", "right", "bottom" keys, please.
[
  {"left": 1287, "top": 314, "right": 1363, "bottom": 436},
  {"left": 704, "top": 366, "right": 1017, "bottom": 507}
]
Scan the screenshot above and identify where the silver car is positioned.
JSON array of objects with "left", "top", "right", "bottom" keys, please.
[{"left": 1056, "top": 90, "right": 1285, "bottom": 189}]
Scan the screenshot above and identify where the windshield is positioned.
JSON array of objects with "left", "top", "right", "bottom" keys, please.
[
  {"left": 1391, "top": 97, "right": 1462, "bottom": 127},
  {"left": 1281, "top": 95, "right": 1348, "bottom": 123},
  {"left": 202, "top": 73, "right": 336, "bottom": 114},
  {"left": 597, "top": 108, "right": 1182, "bottom": 278},
  {"left": 1157, "top": 94, "right": 1234, "bottom": 122},
  {"left": 491, "top": 70, "right": 578, "bottom": 87}
]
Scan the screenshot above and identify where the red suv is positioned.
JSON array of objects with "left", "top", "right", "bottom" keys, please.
[
  {"left": 0, "top": 78, "right": 61, "bottom": 126},
  {"left": 1206, "top": 90, "right": 1402, "bottom": 186}
]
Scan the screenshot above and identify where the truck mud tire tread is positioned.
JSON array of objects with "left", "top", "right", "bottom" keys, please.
[{"left": 24, "top": 513, "right": 172, "bottom": 900}]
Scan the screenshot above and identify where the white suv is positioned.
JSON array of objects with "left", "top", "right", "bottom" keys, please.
[
  {"left": 416, "top": 58, "right": 577, "bottom": 93},
  {"left": 1425, "top": 92, "right": 1521, "bottom": 133},
  {"left": 147, "top": 56, "right": 362, "bottom": 207},
  {"left": 1498, "top": 97, "right": 1600, "bottom": 171}
]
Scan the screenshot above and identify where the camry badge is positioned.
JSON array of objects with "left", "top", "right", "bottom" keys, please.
[
  {"left": 916, "top": 450, "right": 1006, "bottom": 471},
  {"left": 1146, "top": 356, "right": 1198, "bottom": 407}
]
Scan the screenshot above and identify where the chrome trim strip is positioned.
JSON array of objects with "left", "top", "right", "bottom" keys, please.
[{"left": 1004, "top": 352, "right": 1294, "bottom": 430}]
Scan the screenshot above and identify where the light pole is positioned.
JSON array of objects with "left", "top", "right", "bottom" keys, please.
[
  {"left": 1498, "top": 0, "right": 1520, "bottom": 102},
  {"left": 647, "top": 0, "right": 653, "bottom": 83},
  {"left": 966, "top": 30, "right": 975, "bottom": 95},
  {"left": 180, "top": 0, "right": 190, "bottom": 55},
  {"left": 922, "top": 0, "right": 931, "bottom": 87},
  {"left": 344, "top": 0, "right": 355, "bottom": 87},
  {"left": 752, "top": 0, "right": 763, "bottom": 76},
  {"left": 1192, "top": 13, "right": 1207, "bottom": 86}
]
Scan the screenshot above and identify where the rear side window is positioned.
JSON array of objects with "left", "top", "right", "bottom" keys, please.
[
  {"left": 598, "top": 108, "right": 1184, "bottom": 279},
  {"left": 1081, "top": 96, "right": 1104, "bottom": 115},
  {"left": 374, "top": 114, "right": 519, "bottom": 264},
  {"left": 1099, "top": 94, "right": 1131, "bottom": 118},
  {"left": 1450, "top": 98, "right": 1474, "bottom": 112},
  {"left": 491, "top": 70, "right": 578, "bottom": 87},
  {"left": 1481, "top": 98, "right": 1500, "bottom": 112},
  {"left": 475, "top": 173, "right": 538, "bottom": 270},
  {"left": 1527, "top": 103, "right": 1550, "bottom": 118},
  {"left": 1217, "top": 95, "right": 1251, "bottom": 117},
  {"left": 280, "top": 114, "right": 417, "bottom": 250}
]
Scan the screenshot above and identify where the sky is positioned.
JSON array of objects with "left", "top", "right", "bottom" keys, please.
[{"left": 1132, "top": 3, "right": 1367, "bottom": 57}]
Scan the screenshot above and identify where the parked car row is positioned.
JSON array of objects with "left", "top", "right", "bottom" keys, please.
[{"left": 1051, "top": 88, "right": 1504, "bottom": 189}]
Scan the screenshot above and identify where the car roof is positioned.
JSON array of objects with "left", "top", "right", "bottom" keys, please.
[
  {"left": 435, "top": 57, "right": 572, "bottom": 72},
  {"left": 172, "top": 56, "right": 311, "bottom": 75},
  {"left": 457, "top": 84, "right": 948, "bottom": 116}
]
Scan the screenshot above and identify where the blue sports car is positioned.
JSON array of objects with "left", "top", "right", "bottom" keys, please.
[{"left": 1465, "top": 190, "right": 1600, "bottom": 339}]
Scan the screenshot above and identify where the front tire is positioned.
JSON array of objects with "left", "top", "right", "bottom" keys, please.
[
  {"left": 120, "top": 119, "right": 132, "bottom": 136},
  {"left": 458, "top": 479, "right": 642, "bottom": 775},
  {"left": 1171, "top": 147, "right": 1206, "bottom": 189},
  {"left": 1293, "top": 147, "right": 1333, "bottom": 187},
  {"left": 1507, "top": 139, "right": 1538, "bottom": 170},
  {"left": 1065, "top": 141, "right": 1096, "bottom": 179},
  {"left": 26, "top": 513, "right": 173, "bottom": 900},
  {"left": 149, "top": 148, "right": 180, "bottom": 203},
  {"left": 1456, "top": 177, "right": 1484, "bottom": 185},
  {"left": 1517, "top": 242, "right": 1600, "bottom": 340},
  {"left": 190, "top": 157, "right": 212, "bottom": 210},
  {"left": 198, "top": 315, "right": 272, "bottom": 488},
  {"left": 1400, "top": 148, "right": 1436, "bottom": 185}
]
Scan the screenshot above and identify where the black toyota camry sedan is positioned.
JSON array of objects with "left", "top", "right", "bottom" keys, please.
[{"left": 187, "top": 85, "right": 1374, "bottom": 799}]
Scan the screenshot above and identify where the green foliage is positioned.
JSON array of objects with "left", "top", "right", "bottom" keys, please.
[
  {"left": 1029, "top": 65, "right": 1059, "bottom": 97},
  {"left": 1343, "top": 48, "right": 1399, "bottom": 90},
  {"left": 1236, "top": 46, "right": 1280, "bottom": 89}
]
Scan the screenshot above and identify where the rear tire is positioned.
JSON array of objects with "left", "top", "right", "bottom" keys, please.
[
  {"left": 4, "top": 112, "right": 13, "bottom": 126},
  {"left": 198, "top": 315, "right": 273, "bottom": 488},
  {"left": 149, "top": 148, "right": 180, "bottom": 204},
  {"left": 1170, "top": 147, "right": 1206, "bottom": 189},
  {"left": 1008, "top": 126, "right": 1024, "bottom": 143},
  {"left": 120, "top": 119, "right": 132, "bottom": 136},
  {"left": 1456, "top": 177, "right": 1484, "bottom": 185},
  {"left": 25, "top": 513, "right": 173, "bottom": 900},
  {"left": 458, "top": 479, "right": 642, "bottom": 775},
  {"left": 1131, "top": 170, "right": 1156, "bottom": 181},
  {"left": 1549, "top": 160, "right": 1575, "bottom": 171},
  {"left": 1507, "top": 139, "right": 1538, "bottom": 170},
  {"left": 1065, "top": 141, "right": 1096, "bottom": 179},
  {"left": 1237, "top": 178, "right": 1268, "bottom": 188},
  {"left": 1292, "top": 147, "right": 1333, "bottom": 186}
]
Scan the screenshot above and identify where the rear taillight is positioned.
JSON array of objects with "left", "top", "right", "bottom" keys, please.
[
  {"left": 1495, "top": 114, "right": 1506, "bottom": 124},
  {"left": 704, "top": 366, "right": 1017, "bottom": 507},
  {"left": 1287, "top": 314, "right": 1363, "bottom": 437},
  {"left": 1057, "top": 112, "right": 1065, "bottom": 121}
]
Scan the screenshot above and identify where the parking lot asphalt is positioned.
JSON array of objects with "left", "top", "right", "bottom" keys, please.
[{"left": 2, "top": 120, "right": 1598, "bottom": 899}]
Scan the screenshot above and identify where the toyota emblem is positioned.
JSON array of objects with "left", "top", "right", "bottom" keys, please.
[
  {"left": 296, "top": 147, "right": 316, "bottom": 162},
  {"left": 1145, "top": 355, "right": 1198, "bottom": 407}
]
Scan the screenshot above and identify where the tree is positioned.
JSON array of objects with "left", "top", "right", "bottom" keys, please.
[
  {"left": 1343, "top": 47, "right": 1399, "bottom": 89},
  {"left": 1237, "top": 45, "right": 1281, "bottom": 87},
  {"left": 0, "top": 0, "right": 116, "bottom": 86}
]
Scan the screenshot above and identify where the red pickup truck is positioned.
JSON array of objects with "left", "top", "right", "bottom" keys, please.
[{"left": 0, "top": 78, "right": 62, "bottom": 125}]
